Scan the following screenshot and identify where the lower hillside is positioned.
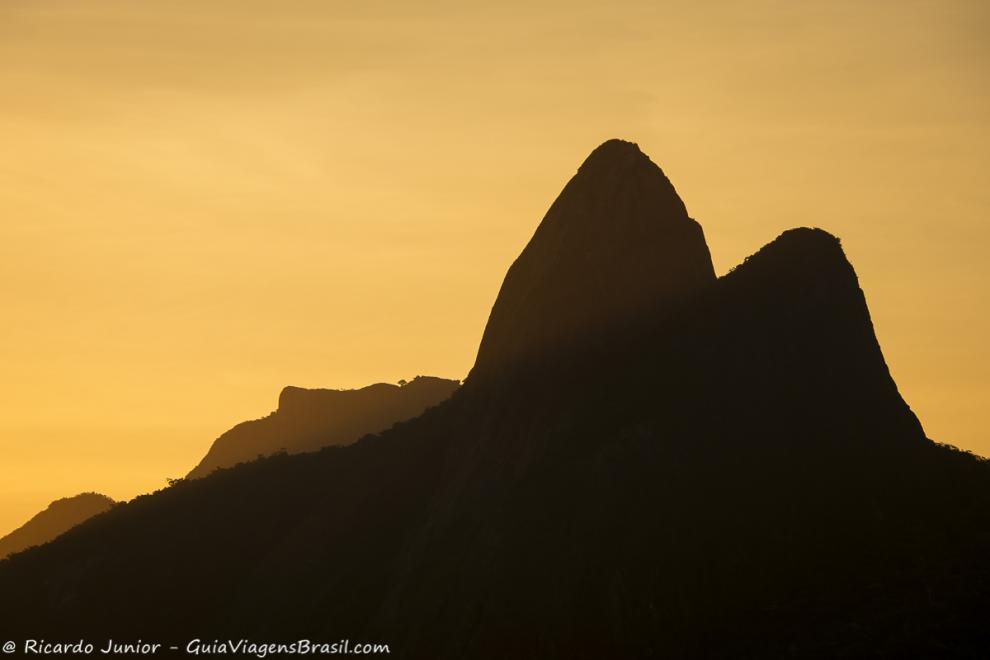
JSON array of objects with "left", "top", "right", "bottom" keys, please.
[
  {"left": 0, "top": 493, "right": 116, "bottom": 560},
  {"left": 1, "top": 229, "right": 988, "bottom": 659}
]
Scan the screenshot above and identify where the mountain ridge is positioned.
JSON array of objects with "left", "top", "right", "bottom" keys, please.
[
  {"left": 0, "top": 493, "right": 116, "bottom": 560},
  {"left": 0, "top": 140, "right": 985, "bottom": 658},
  {"left": 187, "top": 375, "right": 459, "bottom": 479}
]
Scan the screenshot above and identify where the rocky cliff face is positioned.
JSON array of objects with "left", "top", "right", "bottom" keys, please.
[{"left": 187, "top": 376, "right": 460, "bottom": 479}]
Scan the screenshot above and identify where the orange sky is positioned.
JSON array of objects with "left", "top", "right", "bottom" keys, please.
[{"left": 1, "top": 0, "right": 987, "bottom": 535}]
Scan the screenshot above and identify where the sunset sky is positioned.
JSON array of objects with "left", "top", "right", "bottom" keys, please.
[{"left": 1, "top": 0, "right": 987, "bottom": 534}]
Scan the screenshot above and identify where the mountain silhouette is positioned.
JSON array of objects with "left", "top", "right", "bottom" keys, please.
[
  {"left": 0, "top": 140, "right": 987, "bottom": 658},
  {"left": 472, "top": 139, "right": 715, "bottom": 380},
  {"left": 0, "top": 493, "right": 115, "bottom": 560},
  {"left": 187, "top": 376, "right": 460, "bottom": 479}
]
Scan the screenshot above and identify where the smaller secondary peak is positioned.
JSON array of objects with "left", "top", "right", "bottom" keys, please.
[
  {"left": 775, "top": 227, "right": 842, "bottom": 250},
  {"left": 727, "top": 227, "right": 858, "bottom": 291},
  {"left": 757, "top": 228, "right": 849, "bottom": 270}
]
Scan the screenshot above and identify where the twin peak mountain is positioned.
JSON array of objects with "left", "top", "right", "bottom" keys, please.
[
  {"left": 468, "top": 139, "right": 910, "bottom": 445},
  {"left": 193, "top": 138, "right": 892, "bottom": 483},
  {"left": 0, "top": 139, "right": 967, "bottom": 659}
]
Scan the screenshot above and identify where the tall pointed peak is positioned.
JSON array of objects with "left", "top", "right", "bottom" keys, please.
[
  {"left": 579, "top": 138, "right": 645, "bottom": 167},
  {"left": 557, "top": 138, "right": 689, "bottom": 223},
  {"left": 469, "top": 140, "right": 716, "bottom": 382},
  {"left": 577, "top": 139, "right": 671, "bottom": 185}
]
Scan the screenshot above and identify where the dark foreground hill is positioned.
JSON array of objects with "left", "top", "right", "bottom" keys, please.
[
  {"left": 1, "top": 140, "right": 988, "bottom": 658},
  {"left": 0, "top": 493, "right": 115, "bottom": 560},
  {"left": 187, "top": 376, "right": 460, "bottom": 479}
]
